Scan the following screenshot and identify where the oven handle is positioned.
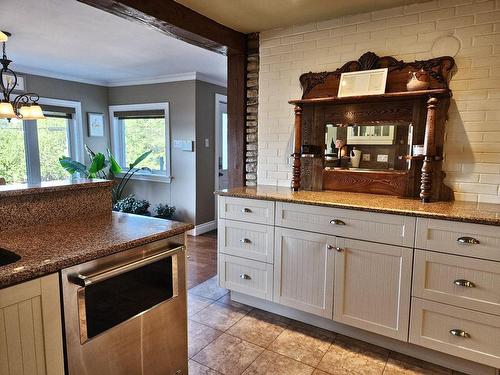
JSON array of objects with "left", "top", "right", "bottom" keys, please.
[{"left": 69, "top": 245, "right": 185, "bottom": 287}]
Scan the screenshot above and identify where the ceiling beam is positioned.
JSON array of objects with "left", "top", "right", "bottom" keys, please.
[{"left": 78, "top": 0, "right": 246, "bottom": 55}]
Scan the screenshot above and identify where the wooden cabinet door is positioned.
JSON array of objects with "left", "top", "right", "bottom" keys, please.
[
  {"left": 274, "top": 228, "right": 335, "bottom": 318},
  {"left": 0, "top": 274, "right": 64, "bottom": 375},
  {"left": 333, "top": 238, "right": 412, "bottom": 341}
]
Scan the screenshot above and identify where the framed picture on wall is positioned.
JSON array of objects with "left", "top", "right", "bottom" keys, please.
[
  {"left": 87, "top": 112, "right": 105, "bottom": 137},
  {"left": 338, "top": 68, "right": 388, "bottom": 97}
]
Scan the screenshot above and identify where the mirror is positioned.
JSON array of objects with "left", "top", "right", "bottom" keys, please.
[{"left": 324, "top": 123, "right": 414, "bottom": 171}]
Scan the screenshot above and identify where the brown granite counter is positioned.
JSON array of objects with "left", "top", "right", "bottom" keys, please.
[
  {"left": 0, "top": 212, "right": 193, "bottom": 289},
  {"left": 0, "top": 178, "right": 113, "bottom": 198},
  {"left": 217, "top": 185, "right": 500, "bottom": 226}
]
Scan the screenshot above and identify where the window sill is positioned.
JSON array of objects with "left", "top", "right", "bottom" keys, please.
[{"left": 115, "top": 172, "right": 172, "bottom": 183}]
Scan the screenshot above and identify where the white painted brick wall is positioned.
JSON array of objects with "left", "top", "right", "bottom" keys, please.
[{"left": 258, "top": 0, "right": 500, "bottom": 203}]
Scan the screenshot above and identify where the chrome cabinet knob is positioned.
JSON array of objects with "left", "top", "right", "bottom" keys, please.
[
  {"left": 240, "top": 274, "right": 252, "bottom": 280},
  {"left": 330, "top": 219, "right": 346, "bottom": 226},
  {"left": 449, "top": 329, "right": 470, "bottom": 338},
  {"left": 457, "top": 236, "right": 480, "bottom": 245},
  {"left": 327, "top": 245, "right": 334, "bottom": 250},
  {"left": 240, "top": 238, "right": 252, "bottom": 244},
  {"left": 454, "top": 279, "right": 475, "bottom": 288},
  {"left": 241, "top": 208, "right": 252, "bottom": 213}
]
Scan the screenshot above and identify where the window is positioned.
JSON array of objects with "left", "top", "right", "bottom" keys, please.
[
  {"left": 0, "top": 98, "right": 83, "bottom": 185},
  {"left": 109, "top": 103, "right": 171, "bottom": 182}
]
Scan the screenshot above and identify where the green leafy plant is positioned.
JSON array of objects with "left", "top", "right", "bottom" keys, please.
[
  {"left": 113, "top": 195, "right": 151, "bottom": 216},
  {"left": 155, "top": 203, "right": 176, "bottom": 219},
  {"left": 59, "top": 146, "right": 152, "bottom": 204}
]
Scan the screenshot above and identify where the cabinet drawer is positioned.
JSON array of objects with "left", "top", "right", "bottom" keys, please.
[
  {"left": 219, "top": 254, "right": 273, "bottom": 301},
  {"left": 276, "top": 202, "right": 415, "bottom": 247},
  {"left": 410, "top": 298, "right": 500, "bottom": 369},
  {"left": 413, "top": 250, "right": 500, "bottom": 316},
  {"left": 218, "top": 196, "right": 275, "bottom": 225},
  {"left": 218, "top": 219, "right": 274, "bottom": 263},
  {"left": 416, "top": 218, "right": 500, "bottom": 261}
]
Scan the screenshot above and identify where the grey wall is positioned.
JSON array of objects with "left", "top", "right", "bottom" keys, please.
[
  {"left": 195, "top": 81, "right": 227, "bottom": 225},
  {"left": 23, "top": 73, "right": 110, "bottom": 160},
  {"left": 21, "top": 73, "right": 225, "bottom": 226},
  {"left": 108, "top": 81, "right": 197, "bottom": 224}
]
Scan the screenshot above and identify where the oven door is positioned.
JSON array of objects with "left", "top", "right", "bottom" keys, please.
[{"left": 61, "top": 236, "right": 188, "bottom": 375}]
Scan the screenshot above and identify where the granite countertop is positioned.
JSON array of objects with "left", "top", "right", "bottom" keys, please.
[
  {"left": 217, "top": 185, "right": 500, "bottom": 226},
  {"left": 0, "top": 178, "right": 113, "bottom": 198},
  {"left": 0, "top": 212, "right": 193, "bottom": 289}
]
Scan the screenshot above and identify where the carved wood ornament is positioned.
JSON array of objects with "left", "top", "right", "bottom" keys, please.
[{"left": 288, "top": 52, "right": 456, "bottom": 202}]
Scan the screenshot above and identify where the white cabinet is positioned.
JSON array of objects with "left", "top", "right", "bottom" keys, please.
[
  {"left": 274, "top": 228, "right": 335, "bottom": 318},
  {"left": 347, "top": 125, "right": 395, "bottom": 145},
  {"left": 333, "top": 238, "right": 413, "bottom": 341},
  {"left": 0, "top": 273, "right": 65, "bottom": 375}
]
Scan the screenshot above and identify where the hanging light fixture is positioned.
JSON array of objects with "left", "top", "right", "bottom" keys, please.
[{"left": 0, "top": 31, "right": 45, "bottom": 120}]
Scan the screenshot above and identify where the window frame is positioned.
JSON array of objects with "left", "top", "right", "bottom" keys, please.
[
  {"left": 3, "top": 96, "right": 84, "bottom": 184},
  {"left": 108, "top": 102, "right": 171, "bottom": 183}
]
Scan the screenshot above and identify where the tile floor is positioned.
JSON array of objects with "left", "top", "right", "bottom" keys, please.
[{"left": 187, "top": 276, "right": 463, "bottom": 375}]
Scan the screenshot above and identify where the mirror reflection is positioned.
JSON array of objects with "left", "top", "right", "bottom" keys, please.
[{"left": 324, "top": 123, "right": 413, "bottom": 171}]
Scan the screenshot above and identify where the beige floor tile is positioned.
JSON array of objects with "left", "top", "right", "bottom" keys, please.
[
  {"left": 217, "top": 293, "right": 253, "bottom": 312},
  {"left": 384, "top": 352, "right": 452, "bottom": 375},
  {"left": 189, "top": 359, "right": 221, "bottom": 375},
  {"left": 189, "top": 320, "right": 223, "bottom": 358},
  {"left": 191, "top": 302, "right": 249, "bottom": 331},
  {"left": 190, "top": 276, "right": 229, "bottom": 300},
  {"left": 312, "top": 370, "right": 330, "bottom": 375},
  {"left": 268, "top": 321, "right": 335, "bottom": 367},
  {"left": 316, "top": 335, "right": 388, "bottom": 375},
  {"left": 188, "top": 294, "right": 215, "bottom": 316},
  {"left": 227, "top": 309, "right": 290, "bottom": 347},
  {"left": 193, "top": 333, "right": 264, "bottom": 375},
  {"left": 242, "top": 350, "right": 314, "bottom": 375}
]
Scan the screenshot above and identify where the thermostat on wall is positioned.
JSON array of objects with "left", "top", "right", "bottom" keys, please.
[{"left": 173, "top": 139, "right": 194, "bottom": 152}]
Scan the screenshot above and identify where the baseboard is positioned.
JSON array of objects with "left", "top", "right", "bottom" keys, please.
[
  {"left": 187, "top": 220, "right": 217, "bottom": 236},
  {"left": 231, "top": 291, "right": 497, "bottom": 375}
]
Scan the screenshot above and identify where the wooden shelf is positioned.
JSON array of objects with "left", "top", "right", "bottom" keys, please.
[{"left": 288, "top": 89, "right": 451, "bottom": 106}]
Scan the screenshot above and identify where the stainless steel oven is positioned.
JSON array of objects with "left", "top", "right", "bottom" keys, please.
[{"left": 61, "top": 235, "right": 187, "bottom": 375}]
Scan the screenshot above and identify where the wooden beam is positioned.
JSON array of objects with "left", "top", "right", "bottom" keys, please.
[{"left": 78, "top": 0, "right": 246, "bottom": 55}]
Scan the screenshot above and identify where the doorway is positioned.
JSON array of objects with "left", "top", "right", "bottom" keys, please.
[{"left": 215, "top": 93, "right": 228, "bottom": 193}]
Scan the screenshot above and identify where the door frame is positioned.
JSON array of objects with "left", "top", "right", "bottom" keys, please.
[{"left": 215, "top": 93, "right": 228, "bottom": 218}]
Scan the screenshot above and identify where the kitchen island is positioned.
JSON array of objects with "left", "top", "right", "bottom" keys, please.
[{"left": 0, "top": 179, "right": 193, "bottom": 375}]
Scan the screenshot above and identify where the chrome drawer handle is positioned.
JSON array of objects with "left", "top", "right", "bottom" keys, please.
[
  {"left": 449, "top": 329, "right": 470, "bottom": 338},
  {"left": 457, "top": 237, "right": 480, "bottom": 245},
  {"left": 454, "top": 279, "right": 475, "bottom": 288},
  {"left": 240, "top": 274, "right": 252, "bottom": 280},
  {"left": 330, "top": 219, "right": 346, "bottom": 226},
  {"left": 240, "top": 238, "right": 252, "bottom": 244},
  {"left": 327, "top": 245, "right": 344, "bottom": 252},
  {"left": 241, "top": 208, "right": 252, "bottom": 213}
]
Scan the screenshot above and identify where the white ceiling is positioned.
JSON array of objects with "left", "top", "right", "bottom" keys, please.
[
  {"left": 176, "top": 0, "right": 429, "bottom": 33},
  {"left": 0, "top": 0, "right": 227, "bottom": 86}
]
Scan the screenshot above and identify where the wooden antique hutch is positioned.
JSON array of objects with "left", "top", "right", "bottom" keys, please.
[{"left": 288, "top": 52, "right": 456, "bottom": 202}]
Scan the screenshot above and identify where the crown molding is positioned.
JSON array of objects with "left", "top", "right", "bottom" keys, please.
[{"left": 14, "top": 66, "right": 227, "bottom": 88}]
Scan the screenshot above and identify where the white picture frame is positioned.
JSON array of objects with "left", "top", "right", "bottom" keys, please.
[
  {"left": 87, "top": 112, "right": 105, "bottom": 137},
  {"left": 338, "top": 68, "right": 388, "bottom": 97}
]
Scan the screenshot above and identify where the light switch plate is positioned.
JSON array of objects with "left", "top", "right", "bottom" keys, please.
[
  {"left": 205, "top": 138, "right": 210, "bottom": 148},
  {"left": 362, "top": 154, "right": 371, "bottom": 161},
  {"left": 377, "top": 154, "right": 389, "bottom": 162},
  {"left": 173, "top": 139, "right": 194, "bottom": 152}
]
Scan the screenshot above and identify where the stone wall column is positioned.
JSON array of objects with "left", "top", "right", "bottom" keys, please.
[{"left": 245, "top": 33, "right": 259, "bottom": 186}]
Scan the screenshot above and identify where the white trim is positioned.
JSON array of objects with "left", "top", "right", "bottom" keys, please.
[
  {"left": 187, "top": 220, "right": 217, "bottom": 236},
  {"left": 214, "top": 94, "right": 228, "bottom": 219},
  {"left": 108, "top": 102, "right": 171, "bottom": 180},
  {"left": 17, "top": 67, "right": 227, "bottom": 88},
  {"left": 37, "top": 97, "right": 84, "bottom": 162}
]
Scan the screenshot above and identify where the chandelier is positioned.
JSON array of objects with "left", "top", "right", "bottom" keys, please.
[{"left": 0, "top": 31, "right": 45, "bottom": 120}]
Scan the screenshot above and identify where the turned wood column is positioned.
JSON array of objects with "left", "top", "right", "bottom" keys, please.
[
  {"left": 420, "top": 97, "right": 439, "bottom": 202},
  {"left": 292, "top": 105, "right": 303, "bottom": 191}
]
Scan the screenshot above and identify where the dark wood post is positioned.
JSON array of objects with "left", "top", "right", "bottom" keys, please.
[
  {"left": 420, "top": 97, "right": 438, "bottom": 202},
  {"left": 292, "top": 105, "right": 303, "bottom": 191}
]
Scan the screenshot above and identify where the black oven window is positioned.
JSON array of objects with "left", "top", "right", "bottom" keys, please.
[{"left": 84, "top": 257, "right": 174, "bottom": 339}]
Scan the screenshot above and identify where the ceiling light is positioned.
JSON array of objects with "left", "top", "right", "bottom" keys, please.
[
  {"left": 0, "top": 31, "right": 45, "bottom": 121},
  {"left": 0, "top": 31, "right": 8, "bottom": 43}
]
